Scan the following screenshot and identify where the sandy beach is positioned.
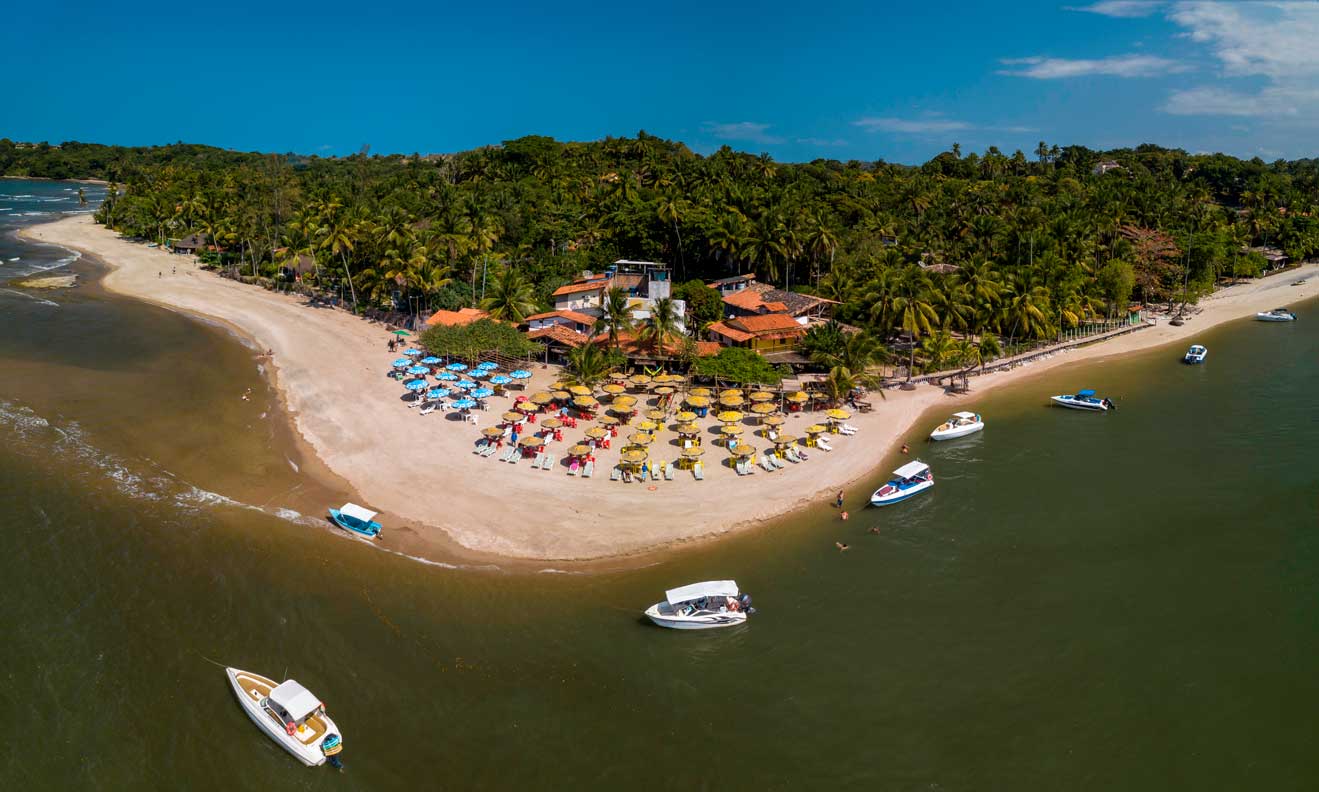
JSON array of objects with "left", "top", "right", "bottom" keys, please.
[{"left": 21, "top": 214, "right": 1319, "bottom": 561}]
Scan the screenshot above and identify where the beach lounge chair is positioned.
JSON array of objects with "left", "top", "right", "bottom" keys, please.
[
  {"left": 583, "top": 461, "right": 594, "bottom": 478},
  {"left": 482, "top": 444, "right": 499, "bottom": 458},
  {"left": 500, "top": 447, "right": 518, "bottom": 462},
  {"left": 610, "top": 466, "right": 621, "bottom": 482},
  {"left": 693, "top": 462, "right": 704, "bottom": 480},
  {"left": 472, "top": 440, "right": 488, "bottom": 455},
  {"left": 531, "top": 452, "right": 545, "bottom": 469},
  {"left": 842, "top": 423, "right": 859, "bottom": 433},
  {"left": 816, "top": 438, "right": 833, "bottom": 452},
  {"left": 651, "top": 465, "right": 660, "bottom": 481},
  {"left": 664, "top": 462, "right": 674, "bottom": 481},
  {"left": 760, "top": 457, "right": 775, "bottom": 473},
  {"left": 542, "top": 454, "right": 556, "bottom": 470},
  {"left": 785, "top": 448, "right": 802, "bottom": 463},
  {"left": 568, "top": 460, "right": 579, "bottom": 476}
]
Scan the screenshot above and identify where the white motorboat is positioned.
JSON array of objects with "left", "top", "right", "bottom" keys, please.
[
  {"left": 226, "top": 667, "right": 344, "bottom": 767},
  {"left": 929, "top": 411, "right": 984, "bottom": 441},
  {"left": 870, "top": 460, "right": 934, "bottom": 506},
  {"left": 1050, "top": 389, "right": 1114, "bottom": 411},
  {"left": 644, "top": 580, "right": 754, "bottom": 630},
  {"left": 1183, "top": 344, "right": 1207, "bottom": 364},
  {"left": 1256, "top": 308, "right": 1297, "bottom": 322}
]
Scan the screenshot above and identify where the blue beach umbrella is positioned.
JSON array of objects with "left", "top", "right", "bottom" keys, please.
[
  {"left": 510, "top": 370, "right": 532, "bottom": 380},
  {"left": 435, "top": 371, "right": 458, "bottom": 381},
  {"left": 392, "top": 357, "right": 411, "bottom": 368},
  {"left": 456, "top": 380, "right": 479, "bottom": 390},
  {"left": 452, "top": 398, "right": 477, "bottom": 410},
  {"left": 426, "top": 387, "right": 451, "bottom": 400},
  {"left": 404, "top": 348, "right": 422, "bottom": 356},
  {"left": 420, "top": 356, "right": 442, "bottom": 365},
  {"left": 407, "top": 365, "right": 429, "bottom": 375},
  {"left": 477, "top": 361, "right": 498, "bottom": 370},
  {"left": 445, "top": 362, "right": 468, "bottom": 372},
  {"left": 471, "top": 388, "right": 494, "bottom": 399},
  {"left": 405, "top": 380, "right": 428, "bottom": 392},
  {"left": 489, "top": 374, "right": 512, "bottom": 385}
]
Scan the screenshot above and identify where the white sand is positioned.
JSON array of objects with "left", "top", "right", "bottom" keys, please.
[{"left": 24, "top": 215, "right": 1319, "bottom": 561}]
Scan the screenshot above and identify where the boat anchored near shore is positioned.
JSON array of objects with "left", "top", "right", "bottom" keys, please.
[
  {"left": 225, "top": 667, "right": 343, "bottom": 768},
  {"left": 1183, "top": 344, "right": 1207, "bottom": 364},
  {"left": 870, "top": 461, "right": 934, "bottom": 506},
  {"left": 1256, "top": 307, "right": 1297, "bottom": 322},
  {"left": 1050, "top": 389, "right": 1114, "bottom": 412},
  {"left": 929, "top": 411, "right": 984, "bottom": 441},
  {"left": 329, "top": 502, "right": 382, "bottom": 538},
  {"left": 644, "top": 580, "right": 754, "bottom": 630}
]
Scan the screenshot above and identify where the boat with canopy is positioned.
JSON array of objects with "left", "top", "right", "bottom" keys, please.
[
  {"left": 929, "top": 411, "right": 984, "bottom": 441},
  {"left": 869, "top": 461, "right": 934, "bottom": 506},
  {"left": 644, "top": 580, "right": 755, "bottom": 630},
  {"left": 226, "top": 667, "right": 344, "bottom": 767},
  {"left": 1183, "top": 344, "right": 1207, "bottom": 364},
  {"left": 328, "top": 503, "right": 381, "bottom": 538},
  {"left": 1050, "top": 389, "right": 1114, "bottom": 411},
  {"left": 1256, "top": 307, "right": 1297, "bottom": 322}
]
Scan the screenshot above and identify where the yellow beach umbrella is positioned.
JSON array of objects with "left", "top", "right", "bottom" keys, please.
[
  {"left": 644, "top": 409, "right": 666, "bottom": 421},
  {"left": 568, "top": 384, "right": 592, "bottom": 397},
  {"left": 762, "top": 414, "right": 786, "bottom": 427},
  {"left": 786, "top": 391, "right": 809, "bottom": 403},
  {"left": 620, "top": 448, "right": 648, "bottom": 465},
  {"left": 805, "top": 423, "right": 827, "bottom": 435},
  {"left": 573, "top": 395, "right": 599, "bottom": 409},
  {"left": 718, "top": 395, "right": 745, "bottom": 408},
  {"left": 654, "top": 385, "right": 675, "bottom": 395},
  {"left": 501, "top": 411, "right": 524, "bottom": 423},
  {"left": 716, "top": 410, "right": 744, "bottom": 424},
  {"left": 602, "top": 383, "right": 626, "bottom": 395},
  {"left": 585, "top": 427, "right": 609, "bottom": 440},
  {"left": 676, "top": 422, "right": 701, "bottom": 435},
  {"left": 568, "top": 444, "right": 591, "bottom": 457},
  {"left": 685, "top": 395, "right": 711, "bottom": 408},
  {"left": 720, "top": 424, "right": 744, "bottom": 436},
  {"left": 550, "top": 379, "right": 570, "bottom": 390},
  {"left": 729, "top": 443, "right": 754, "bottom": 457},
  {"left": 541, "top": 417, "right": 563, "bottom": 429},
  {"left": 628, "top": 432, "right": 654, "bottom": 445},
  {"left": 612, "top": 395, "right": 637, "bottom": 408},
  {"left": 750, "top": 402, "right": 777, "bottom": 415},
  {"left": 608, "top": 372, "right": 629, "bottom": 382},
  {"left": 637, "top": 420, "right": 658, "bottom": 432},
  {"left": 518, "top": 435, "right": 545, "bottom": 448},
  {"left": 550, "top": 390, "right": 570, "bottom": 402},
  {"left": 689, "top": 387, "right": 712, "bottom": 398},
  {"left": 516, "top": 401, "right": 539, "bottom": 413},
  {"left": 826, "top": 408, "right": 851, "bottom": 421},
  {"left": 629, "top": 374, "right": 652, "bottom": 386},
  {"left": 597, "top": 414, "right": 620, "bottom": 426},
  {"left": 675, "top": 410, "right": 697, "bottom": 423},
  {"left": 482, "top": 426, "right": 505, "bottom": 438},
  {"left": 720, "top": 388, "right": 744, "bottom": 397},
  {"left": 774, "top": 434, "right": 798, "bottom": 446},
  {"left": 529, "top": 391, "right": 554, "bottom": 405},
  {"left": 749, "top": 391, "right": 775, "bottom": 402},
  {"left": 681, "top": 446, "right": 706, "bottom": 458}
]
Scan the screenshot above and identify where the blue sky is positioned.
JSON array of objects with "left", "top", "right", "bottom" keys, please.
[{"left": 5, "top": 1, "right": 1318, "bottom": 163}]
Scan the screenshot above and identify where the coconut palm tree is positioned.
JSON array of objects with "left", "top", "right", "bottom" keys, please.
[
  {"left": 479, "top": 266, "right": 537, "bottom": 322},
  {"left": 598, "top": 287, "right": 634, "bottom": 351},
  {"left": 564, "top": 343, "right": 614, "bottom": 389},
  {"left": 892, "top": 267, "right": 938, "bottom": 378},
  {"left": 640, "top": 297, "right": 680, "bottom": 356}
]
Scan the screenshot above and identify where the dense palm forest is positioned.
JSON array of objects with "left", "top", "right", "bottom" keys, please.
[{"left": 5, "top": 134, "right": 1318, "bottom": 375}]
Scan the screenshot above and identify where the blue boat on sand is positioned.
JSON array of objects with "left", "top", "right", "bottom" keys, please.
[{"left": 329, "top": 503, "right": 382, "bottom": 538}]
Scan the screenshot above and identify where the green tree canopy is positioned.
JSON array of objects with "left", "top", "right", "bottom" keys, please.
[{"left": 420, "top": 318, "right": 541, "bottom": 360}]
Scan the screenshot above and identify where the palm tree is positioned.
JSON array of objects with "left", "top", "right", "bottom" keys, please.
[
  {"left": 598, "top": 287, "right": 634, "bottom": 351},
  {"left": 564, "top": 343, "right": 614, "bottom": 389},
  {"left": 892, "top": 268, "right": 938, "bottom": 378},
  {"left": 640, "top": 297, "right": 680, "bottom": 356},
  {"left": 920, "top": 330, "right": 955, "bottom": 373},
  {"left": 974, "top": 333, "right": 1001, "bottom": 373},
  {"left": 479, "top": 266, "right": 538, "bottom": 322}
]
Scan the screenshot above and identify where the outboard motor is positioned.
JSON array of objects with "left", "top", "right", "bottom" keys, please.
[{"left": 740, "top": 594, "right": 756, "bottom": 615}]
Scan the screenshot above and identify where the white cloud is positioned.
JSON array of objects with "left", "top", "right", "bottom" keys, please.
[
  {"left": 1068, "top": 1, "right": 1164, "bottom": 18},
  {"left": 853, "top": 117, "right": 971, "bottom": 134},
  {"left": 702, "top": 121, "right": 784, "bottom": 145},
  {"left": 999, "top": 54, "right": 1187, "bottom": 79},
  {"left": 795, "top": 137, "right": 849, "bottom": 147}
]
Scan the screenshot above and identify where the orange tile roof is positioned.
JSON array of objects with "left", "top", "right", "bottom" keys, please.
[
  {"left": 526, "top": 325, "right": 590, "bottom": 347},
  {"left": 525, "top": 309, "right": 598, "bottom": 326},
  {"left": 721, "top": 289, "right": 766, "bottom": 310},
  {"left": 552, "top": 280, "right": 609, "bottom": 297},
  {"left": 694, "top": 341, "right": 723, "bottom": 357},
  {"left": 708, "top": 321, "right": 754, "bottom": 343},
  {"left": 729, "top": 313, "right": 804, "bottom": 334},
  {"left": 425, "top": 307, "right": 488, "bottom": 327},
  {"left": 761, "top": 301, "right": 789, "bottom": 313}
]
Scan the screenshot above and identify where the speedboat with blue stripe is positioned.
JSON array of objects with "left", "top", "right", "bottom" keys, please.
[
  {"left": 870, "top": 461, "right": 934, "bottom": 506},
  {"left": 1050, "top": 389, "right": 1114, "bottom": 411},
  {"left": 329, "top": 503, "right": 382, "bottom": 538}
]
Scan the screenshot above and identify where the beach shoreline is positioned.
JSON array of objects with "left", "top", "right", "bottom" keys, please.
[{"left": 20, "top": 214, "right": 1319, "bottom": 564}]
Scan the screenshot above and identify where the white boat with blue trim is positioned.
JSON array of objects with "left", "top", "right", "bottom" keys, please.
[
  {"left": 1256, "top": 307, "right": 1297, "bottom": 322},
  {"left": 226, "top": 667, "right": 344, "bottom": 768},
  {"left": 644, "top": 580, "right": 754, "bottom": 630},
  {"left": 329, "top": 503, "right": 381, "bottom": 538},
  {"left": 929, "top": 411, "right": 984, "bottom": 441},
  {"left": 1183, "top": 344, "right": 1207, "bottom": 364},
  {"left": 1050, "top": 389, "right": 1114, "bottom": 411},
  {"left": 870, "top": 461, "right": 934, "bottom": 506}
]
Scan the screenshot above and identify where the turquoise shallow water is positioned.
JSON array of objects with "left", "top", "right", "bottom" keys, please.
[{"left": 2, "top": 179, "right": 1318, "bottom": 790}]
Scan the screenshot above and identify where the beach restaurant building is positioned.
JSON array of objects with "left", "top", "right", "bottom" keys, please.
[
  {"left": 551, "top": 260, "right": 687, "bottom": 332},
  {"left": 707, "top": 313, "right": 808, "bottom": 353}
]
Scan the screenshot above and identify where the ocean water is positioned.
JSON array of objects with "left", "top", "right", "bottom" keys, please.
[{"left": 2, "top": 178, "right": 1318, "bottom": 790}]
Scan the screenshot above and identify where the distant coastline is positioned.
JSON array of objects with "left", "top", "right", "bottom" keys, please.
[
  {"left": 19, "top": 213, "right": 1319, "bottom": 563},
  {"left": 2, "top": 174, "right": 109, "bottom": 185}
]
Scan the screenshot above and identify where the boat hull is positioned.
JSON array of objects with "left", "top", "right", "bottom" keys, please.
[
  {"left": 329, "top": 509, "right": 381, "bottom": 538},
  {"left": 1256, "top": 314, "right": 1296, "bottom": 322},
  {"left": 929, "top": 422, "right": 983, "bottom": 441},
  {"left": 869, "top": 478, "right": 934, "bottom": 506},
  {"left": 644, "top": 604, "right": 747, "bottom": 630},
  {"left": 226, "top": 668, "right": 337, "bottom": 767},
  {"left": 1050, "top": 396, "right": 1108, "bottom": 411}
]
